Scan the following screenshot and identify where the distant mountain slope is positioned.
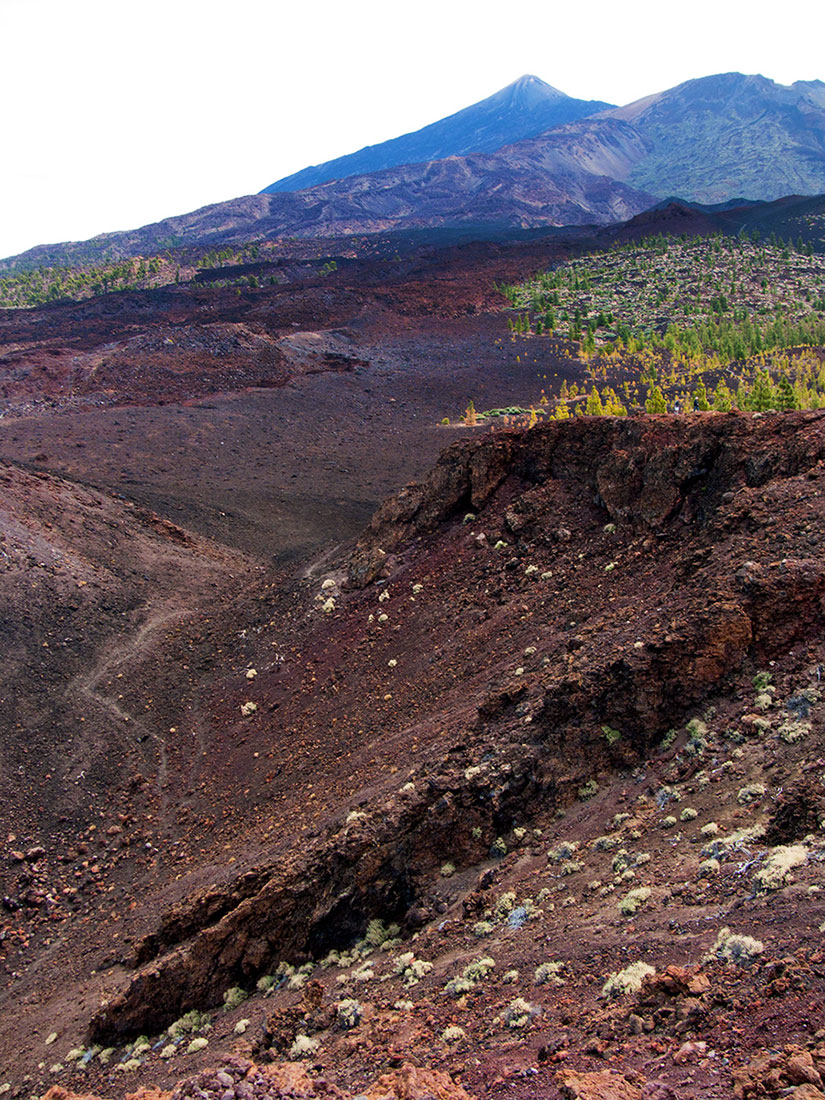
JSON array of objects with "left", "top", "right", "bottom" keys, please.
[
  {"left": 1, "top": 157, "right": 651, "bottom": 271},
  {"left": 261, "top": 75, "right": 613, "bottom": 193},
  {"left": 614, "top": 72, "right": 825, "bottom": 203},
  {"left": 619, "top": 193, "right": 825, "bottom": 253}
]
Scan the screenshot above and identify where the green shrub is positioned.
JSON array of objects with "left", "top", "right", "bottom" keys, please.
[
  {"left": 737, "top": 784, "right": 766, "bottom": 805},
  {"left": 336, "top": 999, "right": 362, "bottom": 1029},
  {"left": 548, "top": 841, "right": 578, "bottom": 864},
  {"left": 222, "top": 986, "right": 248, "bottom": 1010},
  {"left": 463, "top": 956, "right": 496, "bottom": 981},
  {"left": 618, "top": 886, "right": 651, "bottom": 916},
  {"left": 502, "top": 997, "right": 538, "bottom": 1029},
  {"left": 168, "top": 1010, "right": 211, "bottom": 1038}
]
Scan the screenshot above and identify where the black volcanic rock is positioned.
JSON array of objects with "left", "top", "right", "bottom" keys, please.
[{"left": 261, "top": 74, "right": 613, "bottom": 193}]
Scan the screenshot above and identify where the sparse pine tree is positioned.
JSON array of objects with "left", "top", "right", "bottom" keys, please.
[
  {"left": 645, "top": 385, "right": 667, "bottom": 414},
  {"left": 555, "top": 402, "right": 570, "bottom": 419},
  {"left": 601, "top": 387, "right": 627, "bottom": 416},
  {"left": 465, "top": 400, "right": 477, "bottom": 426},
  {"left": 748, "top": 369, "right": 776, "bottom": 411},
  {"left": 713, "top": 380, "right": 733, "bottom": 412},
  {"left": 775, "top": 372, "right": 799, "bottom": 411},
  {"left": 585, "top": 386, "right": 604, "bottom": 416},
  {"left": 693, "top": 378, "right": 710, "bottom": 411}
]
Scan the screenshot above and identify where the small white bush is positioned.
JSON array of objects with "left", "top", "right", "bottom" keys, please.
[
  {"left": 737, "top": 784, "right": 766, "bottom": 805},
  {"left": 441, "top": 1026, "right": 465, "bottom": 1043},
  {"left": 706, "top": 927, "right": 764, "bottom": 966},
  {"left": 618, "top": 886, "right": 651, "bottom": 916},
  {"left": 288, "top": 1034, "right": 320, "bottom": 1060},
  {"left": 602, "top": 961, "right": 655, "bottom": 999},
  {"left": 534, "top": 961, "right": 565, "bottom": 986},
  {"left": 754, "top": 845, "right": 807, "bottom": 892}
]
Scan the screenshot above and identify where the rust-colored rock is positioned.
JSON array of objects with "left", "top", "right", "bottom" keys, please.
[
  {"left": 733, "top": 1046, "right": 825, "bottom": 1098},
  {"left": 362, "top": 1064, "right": 475, "bottom": 1100},
  {"left": 257, "top": 1063, "right": 342, "bottom": 1098},
  {"left": 41, "top": 1090, "right": 107, "bottom": 1100},
  {"left": 557, "top": 1068, "right": 644, "bottom": 1100},
  {"left": 640, "top": 966, "right": 711, "bottom": 997}
]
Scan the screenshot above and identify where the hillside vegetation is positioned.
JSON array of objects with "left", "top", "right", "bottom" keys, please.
[
  {"left": 501, "top": 233, "right": 825, "bottom": 414},
  {"left": 0, "top": 244, "right": 269, "bottom": 308}
]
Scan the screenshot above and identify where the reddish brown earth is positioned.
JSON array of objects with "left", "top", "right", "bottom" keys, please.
[{"left": 1, "top": 232, "right": 825, "bottom": 1100}]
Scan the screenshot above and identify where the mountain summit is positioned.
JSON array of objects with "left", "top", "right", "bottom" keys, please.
[{"left": 260, "top": 75, "right": 612, "bottom": 194}]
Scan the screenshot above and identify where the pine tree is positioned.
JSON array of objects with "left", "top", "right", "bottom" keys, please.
[
  {"left": 555, "top": 402, "right": 570, "bottom": 419},
  {"left": 602, "top": 387, "right": 627, "bottom": 415},
  {"left": 693, "top": 378, "right": 711, "bottom": 411},
  {"left": 645, "top": 386, "right": 667, "bottom": 414},
  {"left": 713, "top": 380, "right": 733, "bottom": 412},
  {"left": 585, "top": 386, "right": 604, "bottom": 416},
  {"left": 748, "top": 370, "right": 776, "bottom": 411},
  {"left": 775, "top": 372, "right": 799, "bottom": 410},
  {"left": 465, "top": 400, "right": 477, "bottom": 426}
]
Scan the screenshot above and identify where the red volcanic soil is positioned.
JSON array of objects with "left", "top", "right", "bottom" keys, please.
[{"left": 1, "top": 231, "right": 825, "bottom": 1100}]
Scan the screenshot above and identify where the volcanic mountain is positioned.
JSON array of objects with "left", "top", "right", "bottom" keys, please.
[
  {"left": 3, "top": 72, "right": 825, "bottom": 271},
  {"left": 260, "top": 74, "right": 613, "bottom": 193}
]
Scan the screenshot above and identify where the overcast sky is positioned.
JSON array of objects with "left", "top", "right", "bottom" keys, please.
[{"left": 1, "top": 0, "right": 822, "bottom": 260}]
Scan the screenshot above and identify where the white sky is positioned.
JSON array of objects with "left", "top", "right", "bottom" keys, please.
[{"left": 1, "top": 0, "right": 823, "bottom": 260}]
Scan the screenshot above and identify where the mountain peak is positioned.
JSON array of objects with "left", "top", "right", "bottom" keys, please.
[
  {"left": 497, "top": 74, "right": 567, "bottom": 109},
  {"left": 261, "top": 76, "right": 611, "bottom": 195}
]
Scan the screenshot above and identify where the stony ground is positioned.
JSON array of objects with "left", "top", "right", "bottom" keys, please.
[{"left": 1, "top": 225, "right": 824, "bottom": 1100}]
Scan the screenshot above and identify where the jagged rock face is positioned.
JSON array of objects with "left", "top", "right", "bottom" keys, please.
[
  {"left": 349, "top": 412, "right": 825, "bottom": 584},
  {"left": 86, "top": 412, "right": 825, "bottom": 1048}
]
